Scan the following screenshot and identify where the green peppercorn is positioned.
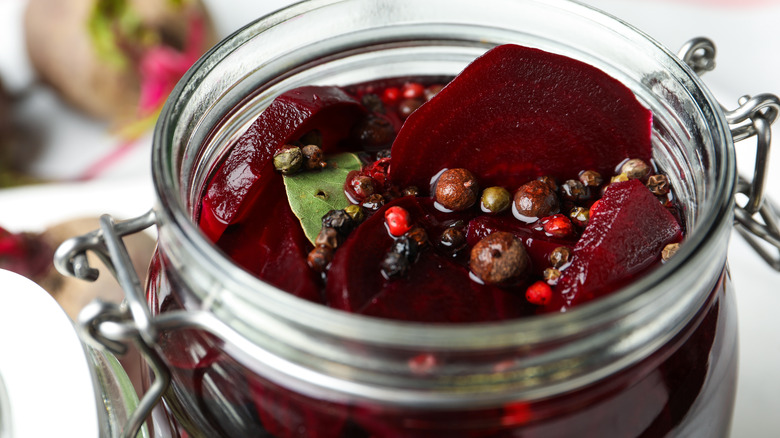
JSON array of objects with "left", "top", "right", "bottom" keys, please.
[
  {"left": 344, "top": 204, "right": 366, "bottom": 224},
  {"left": 273, "top": 145, "right": 303, "bottom": 175},
  {"left": 480, "top": 186, "right": 511, "bottom": 214}
]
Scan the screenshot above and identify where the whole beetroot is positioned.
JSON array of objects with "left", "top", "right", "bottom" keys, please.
[{"left": 24, "top": 0, "right": 217, "bottom": 127}]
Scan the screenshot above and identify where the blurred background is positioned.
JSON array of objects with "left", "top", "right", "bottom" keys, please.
[{"left": 0, "top": 0, "right": 778, "bottom": 436}]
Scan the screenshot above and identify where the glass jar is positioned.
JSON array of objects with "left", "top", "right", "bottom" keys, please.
[{"left": 54, "top": 0, "right": 780, "bottom": 437}]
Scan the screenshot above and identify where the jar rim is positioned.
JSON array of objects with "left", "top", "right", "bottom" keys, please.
[{"left": 151, "top": 0, "right": 736, "bottom": 351}]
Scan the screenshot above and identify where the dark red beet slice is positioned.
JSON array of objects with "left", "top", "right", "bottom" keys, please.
[
  {"left": 214, "top": 181, "right": 323, "bottom": 303},
  {"left": 465, "top": 215, "right": 578, "bottom": 278},
  {"left": 249, "top": 376, "right": 347, "bottom": 438},
  {"left": 388, "top": 44, "right": 652, "bottom": 192},
  {"left": 555, "top": 179, "right": 682, "bottom": 308},
  {"left": 200, "top": 86, "right": 365, "bottom": 241},
  {"left": 326, "top": 197, "right": 534, "bottom": 322}
]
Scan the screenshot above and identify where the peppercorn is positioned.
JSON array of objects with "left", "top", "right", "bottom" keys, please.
[
  {"left": 307, "top": 245, "right": 334, "bottom": 273},
  {"left": 549, "top": 246, "right": 571, "bottom": 268},
  {"left": 469, "top": 231, "right": 529, "bottom": 284},
  {"left": 315, "top": 227, "right": 340, "bottom": 249},
  {"left": 559, "top": 179, "right": 591, "bottom": 203},
  {"left": 321, "top": 209, "right": 355, "bottom": 235},
  {"left": 376, "top": 149, "right": 391, "bottom": 159},
  {"left": 381, "top": 87, "right": 401, "bottom": 105},
  {"left": 385, "top": 206, "right": 412, "bottom": 236},
  {"left": 647, "top": 174, "right": 670, "bottom": 196},
  {"left": 662, "top": 242, "right": 680, "bottom": 262},
  {"left": 569, "top": 206, "right": 589, "bottom": 228},
  {"left": 481, "top": 186, "right": 511, "bottom": 214},
  {"left": 537, "top": 175, "right": 558, "bottom": 191},
  {"left": 398, "top": 98, "right": 424, "bottom": 119},
  {"left": 435, "top": 168, "right": 479, "bottom": 211},
  {"left": 348, "top": 172, "right": 376, "bottom": 199},
  {"left": 621, "top": 158, "right": 651, "bottom": 180},
  {"left": 406, "top": 226, "right": 429, "bottom": 249},
  {"left": 525, "top": 281, "right": 553, "bottom": 306},
  {"left": 402, "top": 186, "right": 420, "bottom": 197},
  {"left": 344, "top": 204, "right": 366, "bottom": 224},
  {"left": 381, "top": 251, "right": 410, "bottom": 279},
  {"left": 439, "top": 227, "right": 466, "bottom": 254},
  {"left": 513, "top": 180, "right": 559, "bottom": 221},
  {"left": 579, "top": 170, "right": 603, "bottom": 187},
  {"left": 542, "top": 214, "right": 574, "bottom": 238},
  {"left": 401, "top": 82, "right": 425, "bottom": 99},
  {"left": 361, "top": 93, "right": 385, "bottom": 113},
  {"left": 543, "top": 267, "right": 562, "bottom": 285},
  {"left": 391, "top": 235, "right": 419, "bottom": 263},
  {"left": 352, "top": 114, "right": 395, "bottom": 150},
  {"left": 610, "top": 173, "right": 629, "bottom": 184},
  {"left": 363, "top": 194, "right": 385, "bottom": 211},
  {"left": 301, "top": 144, "right": 326, "bottom": 170},
  {"left": 272, "top": 145, "right": 303, "bottom": 175},
  {"left": 424, "top": 84, "right": 445, "bottom": 101}
]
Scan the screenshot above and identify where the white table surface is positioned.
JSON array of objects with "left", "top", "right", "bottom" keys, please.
[{"left": 1, "top": 0, "right": 778, "bottom": 436}]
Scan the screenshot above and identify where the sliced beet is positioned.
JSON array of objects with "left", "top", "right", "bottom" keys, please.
[
  {"left": 248, "top": 376, "right": 347, "bottom": 438},
  {"left": 326, "top": 197, "right": 534, "bottom": 322},
  {"left": 388, "top": 44, "right": 652, "bottom": 192},
  {"left": 555, "top": 179, "right": 682, "bottom": 308},
  {"left": 214, "top": 182, "right": 323, "bottom": 304},
  {"left": 200, "top": 86, "right": 365, "bottom": 241}
]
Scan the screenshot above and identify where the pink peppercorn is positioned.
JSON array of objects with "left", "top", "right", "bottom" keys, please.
[
  {"left": 525, "top": 281, "right": 553, "bottom": 305},
  {"left": 385, "top": 206, "right": 412, "bottom": 236},
  {"left": 542, "top": 214, "right": 573, "bottom": 238}
]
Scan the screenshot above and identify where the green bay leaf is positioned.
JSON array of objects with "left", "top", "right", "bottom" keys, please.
[{"left": 283, "top": 152, "right": 362, "bottom": 244}]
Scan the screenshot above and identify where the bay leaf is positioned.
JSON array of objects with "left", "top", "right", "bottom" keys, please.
[{"left": 283, "top": 152, "right": 362, "bottom": 244}]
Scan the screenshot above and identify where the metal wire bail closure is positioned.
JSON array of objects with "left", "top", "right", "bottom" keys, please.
[
  {"left": 54, "top": 211, "right": 169, "bottom": 438},
  {"left": 678, "top": 37, "right": 780, "bottom": 271}
]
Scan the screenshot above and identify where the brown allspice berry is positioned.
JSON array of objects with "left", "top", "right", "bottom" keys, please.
[
  {"left": 621, "top": 158, "right": 652, "bottom": 180},
  {"left": 301, "top": 144, "right": 326, "bottom": 170},
  {"left": 307, "top": 245, "right": 334, "bottom": 273},
  {"left": 662, "top": 242, "right": 680, "bottom": 262},
  {"left": 549, "top": 246, "right": 571, "bottom": 268},
  {"left": 469, "top": 232, "right": 529, "bottom": 284},
  {"left": 579, "top": 170, "right": 603, "bottom": 187},
  {"left": 435, "top": 168, "right": 479, "bottom": 211},
  {"left": 647, "top": 174, "right": 670, "bottom": 196},
  {"left": 315, "top": 227, "right": 341, "bottom": 249},
  {"left": 513, "top": 180, "right": 559, "bottom": 220}
]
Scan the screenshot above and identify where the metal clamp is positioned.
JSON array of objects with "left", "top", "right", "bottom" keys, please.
[
  {"left": 54, "top": 211, "right": 169, "bottom": 438},
  {"left": 679, "top": 38, "right": 780, "bottom": 271}
]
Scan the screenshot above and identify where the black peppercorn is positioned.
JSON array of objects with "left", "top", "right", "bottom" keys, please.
[
  {"left": 381, "top": 251, "right": 410, "bottom": 279},
  {"left": 321, "top": 209, "right": 355, "bottom": 235},
  {"left": 560, "top": 179, "right": 591, "bottom": 203},
  {"left": 391, "top": 235, "right": 419, "bottom": 263},
  {"left": 439, "top": 227, "right": 467, "bottom": 253},
  {"left": 361, "top": 93, "right": 385, "bottom": 113},
  {"left": 352, "top": 114, "right": 395, "bottom": 151},
  {"left": 301, "top": 144, "right": 326, "bottom": 170}
]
